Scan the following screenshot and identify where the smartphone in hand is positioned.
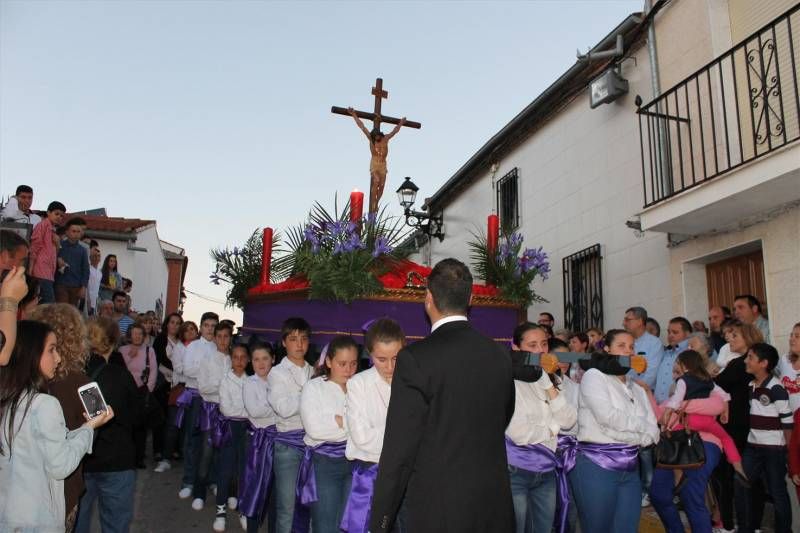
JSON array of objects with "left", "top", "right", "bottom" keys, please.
[{"left": 78, "top": 382, "right": 108, "bottom": 419}]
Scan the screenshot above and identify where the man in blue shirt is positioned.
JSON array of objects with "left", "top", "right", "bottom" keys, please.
[
  {"left": 624, "top": 306, "right": 665, "bottom": 388},
  {"left": 54, "top": 218, "right": 90, "bottom": 307},
  {"left": 653, "top": 317, "right": 692, "bottom": 404}
]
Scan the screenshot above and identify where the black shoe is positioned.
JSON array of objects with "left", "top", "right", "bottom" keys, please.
[
  {"left": 136, "top": 462, "right": 146, "bottom": 470},
  {"left": 734, "top": 471, "right": 751, "bottom": 488}
]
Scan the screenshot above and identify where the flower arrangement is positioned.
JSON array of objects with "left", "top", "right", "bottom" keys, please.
[
  {"left": 210, "top": 229, "right": 283, "bottom": 309},
  {"left": 468, "top": 230, "right": 550, "bottom": 308},
  {"left": 281, "top": 200, "right": 412, "bottom": 302}
]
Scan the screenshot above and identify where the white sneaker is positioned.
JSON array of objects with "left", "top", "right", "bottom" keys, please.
[
  {"left": 641, "top": 493, "right": 650, "bottom": 508},
  {"left": 227, "top": 497, "right": 238, "bottom": 510},
  {"left": 178, "top": 487, "right": 192, "bottom": 499},
  {"left": 711, "top": 528, "right": 734, "bottom": 533},
  {"left": 153, "top": 460, "right": 171, "bottom": 473},
  {"left": 191, "top": 498, "right": 204, "bottom": 511},
  {"left": 213, "top": 516, "right": 226, "bottom": 532},
  {"left": 239, "top": 514, "right": 247, "bottom": 531}
]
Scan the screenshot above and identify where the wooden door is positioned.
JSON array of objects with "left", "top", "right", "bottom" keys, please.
[{"left": 706, "top": 250, "right": 767, "bottom": 311}]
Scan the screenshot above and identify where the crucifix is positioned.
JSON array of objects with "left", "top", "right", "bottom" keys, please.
[{"left": 332, "top": 78, "right": 421, "bottom": 214}]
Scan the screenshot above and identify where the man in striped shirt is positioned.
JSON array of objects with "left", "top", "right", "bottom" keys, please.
[{"left": 735, "top": 343, "right": 793, "bottom": 533}]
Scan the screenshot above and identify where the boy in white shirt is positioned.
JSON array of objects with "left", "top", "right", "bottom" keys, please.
[
  {"left": 267, "top": 318, "right": 315, "bottom": 533},
  {"left": 213, "top": 343, "right": 249, "bottom": 532},
  {"left": 191, "top": 322, "right": 232, "bottom": 510},
  {"left": 342, "top": 319, "right": 405, "bottom": 532},
  {"left": 177, "top": 312, "right": 218, "bottom": 500}
]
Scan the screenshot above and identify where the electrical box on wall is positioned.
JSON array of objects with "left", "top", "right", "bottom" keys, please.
[{"left": 590, "top": 68, "right": 629, "bottom": 108}]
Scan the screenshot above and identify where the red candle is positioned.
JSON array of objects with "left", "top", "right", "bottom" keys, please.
[
  {"left": 260, "top": 227, "right": 273, "bottom": 286},
  {"left": 350, "top": 189, "right": 364, "bottom": 223},
  {"left": 487, "top": 214, "right": 499, "bottom": 256}
]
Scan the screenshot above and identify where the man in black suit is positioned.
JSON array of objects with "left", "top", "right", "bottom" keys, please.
[{"left": 370, "top": 258, "right": 515, "bottom": 532}]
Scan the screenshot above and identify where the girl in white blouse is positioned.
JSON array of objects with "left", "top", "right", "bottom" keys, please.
[
  {"left": 213, "top": 344, "right": 250, "bottom": 532},
  {"left": 299, "top": 335, "right": 359, "bottom": 533},
  {"left": 568, "top": 329, "right": 659, "bottom": 533}
]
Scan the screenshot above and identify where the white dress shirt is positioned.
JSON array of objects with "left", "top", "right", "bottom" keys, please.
[
  {"left": 345, "top": 366, "right": 391, "bottom": 463},
  {"left": 558, "top": 375, "right": 580, "bottom": 437},
  {"left": 244, "top": 374, "right": 277, "bottom": 428},
  {"left": 182, "top": 337, "right": 217, "bottom": 389},
  {"left": 219, "top": 370, "right": 247, "bottom": 418},
  {"left": 576, "top": 368, "right": 659, "bottom": 447},
  {"left": 300, "top": 376, "right": 348, "bottom": 447},
  {"left": 267, "top": 357, "right": 314, "bottom": 433},
  {"left": 506, "top": 373, "right": 577, "bottom": 451},
  {"left": 430, "top": 315, "right": 468, "bottom": 333},
  {"left": 198, "top": 351, "right": 231, "bottom": 403},
  {"left": 87, "top": 265, "right": 101, "bottom": 311},
  {"left": 171, "top": 342, "right": 188, "bottom": 386}
]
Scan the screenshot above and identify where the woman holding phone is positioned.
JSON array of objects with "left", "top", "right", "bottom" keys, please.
[
  {"left": 76, "top": 317, "right": 142, "bottom": 533},
  {"left": 0, "top": 320, "right": 113, "bottom": 532}
]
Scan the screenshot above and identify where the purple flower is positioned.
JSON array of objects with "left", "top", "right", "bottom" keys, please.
[
  {"left": 518, "top": 246, "right": 550, "bottom": 279},
  {"left": 372, "top": 237, "right": 392, "bottom": 258},
  {"left": 365, "top": 212, "right": 378, "bottom": 225},
  {"left": 343, "top": 232, "right": 365, "bottom": 253}
]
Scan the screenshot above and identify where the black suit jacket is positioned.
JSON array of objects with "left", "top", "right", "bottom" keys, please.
[{"left": 369, "top": 320, "right": 515, "bottom": 533}]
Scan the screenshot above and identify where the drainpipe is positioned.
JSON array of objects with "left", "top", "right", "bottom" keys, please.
[{"left": 645, "top": 0, "right": 673, "bottom": 196}]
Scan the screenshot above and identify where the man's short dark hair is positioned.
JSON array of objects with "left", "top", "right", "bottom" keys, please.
[
  {"left": 281, "top": 317, "right": 311, "bottom": 340},
  {"left": 669, "top": 316, "right": 693, "bottom": 334},
  {"left": 427, "top": 258, "right": 473, "bottom": 315},
  {"left": 646, "top": 317, "right": 661, "bottom": 336},
  {"left": 201, "top": 311, "right": 220, "bottom": 324},
  {"left": 0, "top": 229, "right": 29, "bottom": 254},
  {"left": 512, "top": 322, "right": 545, "bottom": 347},
  {"left": 365, "top": 318, "right": 405, "bottom": 352},
  {"left": 625, "top": 306, "right": 648, "bottom": 322},
  {"left": 15, "top": 185, "right": 33, "bottom": 196},
  {"left": 47, "top": 201, "right": 66, "bottom": 213},
  {"left": 63, "top": 217, "right": 86, "bottom": 229},
  {"left": 214, "top": 322, "right": 233, "bottom": 335},
  {"left": 112, "top": 290, "right": 127, "bottom": 301},
  {"left": 720, "top": 305, "right": 732, "bottom": 318},
  {"left": 89, "top": 239, "right": 99, "bottom": 248},
  {"left": 539, "top": 312, "right": 555, "bottom": 322},
  {"left": 735, "top": 294, "right": 762, "bottom": 314},
  {"left": 123, "top": 278, "right": 132, "bottom": 288},
  {"left": 548, "top": 337, "right": 568, "bottom": 351},
  {"left": 749, "top": 342, "right": 779, "bottom": 372}
]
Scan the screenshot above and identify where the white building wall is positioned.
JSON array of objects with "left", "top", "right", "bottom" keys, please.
[
  {"left": 95, "top": 226, "right": 169, "bottom": 315},
  {"left": 412, "top": 42, "right": 674, "bottom": 331}
]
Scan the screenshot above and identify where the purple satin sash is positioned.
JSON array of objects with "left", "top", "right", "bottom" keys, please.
[
  {"left": 292, "top": 440, "right": 347, "bottom": 533},
  {"left": 212, "top": 416, "right": 248, "bottom": 449},
  {"left": 557, "top": 434, "right": 578, "bottom": 473},
  {"left": 506, "top": 437, "right": 570, "bottom": 533},
  {"left": 577, "top": 442, "right": 640, "bottom": 472},
  {"left": 239, "top": 424, "right": 278, "bottom": 523},
  {"left": 199, "top": 400, "right": 220, "bottom": 433},
  {"left": 339, "top": 461, "right": 378, "bottom": 533},
  {"left": 174, "top": 387, "right": 201, "bottom": 428}
]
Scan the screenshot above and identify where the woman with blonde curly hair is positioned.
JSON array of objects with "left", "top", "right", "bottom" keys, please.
[{"left": 28, "top": 303, "right": 91, "bottom": 531}]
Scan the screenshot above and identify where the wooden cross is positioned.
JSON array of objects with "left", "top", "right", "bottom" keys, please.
[{"left": 331, "top": 77, "right": 422, "bottom": 132}]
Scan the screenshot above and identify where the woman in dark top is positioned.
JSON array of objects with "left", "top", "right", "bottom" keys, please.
[
  {"left": 29, "top": 303, "right": 90, "bottom": 532},
  {"left": 713, "top": 320, "right": 764, "bottom": 532},
  {"left": 75, "top": 317, "right": 143, "bottom": 533},
  {"left": 151, "top": 313, "right": 182, "bottom": 462}
]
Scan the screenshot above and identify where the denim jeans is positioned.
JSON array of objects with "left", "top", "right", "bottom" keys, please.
[
  {"left": 735, "top": 445, "right": 793, "bottom": 533},
  {"left": 75, "top": 470, "right": 136, "bottom": 533},
  {"left": 650, "top": 442, "right": 720, "bottom": 533},
  {"left": 273, "top": 442, "right": 303, "bottom": 533},
  {"left": 310, "top": 454, "right": 352, "bottom": 533},
  {"left": 569, "top": 452, "right": 642, "bottom": 533},
  {"left": 508, "top": 465, "right": 557, "bottom": 533},
  {"left": 639, "top": 445, "right": 654, "bottom": 495},
  {"left": 217, "top": 420, "right": 248, "bottom": 507},
  {"left": 36, "top": 278, "right": 55, "bottom": 304},
  {"left": 181, "top": 395, "right": 203, "bottom": 488}
]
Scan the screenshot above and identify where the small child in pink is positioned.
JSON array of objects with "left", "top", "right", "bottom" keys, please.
[{"left": 662, "top": 349, "right": 749, "bottom": 485}]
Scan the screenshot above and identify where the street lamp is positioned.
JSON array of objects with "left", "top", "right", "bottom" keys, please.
[{"left": 396, "top": 177, "right": 444, "bottom": 241}]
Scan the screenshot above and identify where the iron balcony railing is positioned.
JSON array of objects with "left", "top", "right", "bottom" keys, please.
[{"left": 637, "top": 3, "right": 800, "bottom": 208}]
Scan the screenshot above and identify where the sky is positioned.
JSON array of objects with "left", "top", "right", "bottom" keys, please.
[{"left": 0, "top": 0, "right": 643, "bottom": 324}]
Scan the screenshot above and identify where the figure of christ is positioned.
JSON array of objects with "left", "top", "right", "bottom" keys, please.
[{"left": 348, "top": 107, "right": 406, "bottom": 214}]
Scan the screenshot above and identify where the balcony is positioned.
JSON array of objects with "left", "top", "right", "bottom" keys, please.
[{"left": 637, "top": 4, "right": 800, "bottom": 236}]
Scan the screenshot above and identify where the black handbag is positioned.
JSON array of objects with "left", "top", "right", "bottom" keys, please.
[{"left": 655, "top": 410, "right": 706, "bottom": 470}]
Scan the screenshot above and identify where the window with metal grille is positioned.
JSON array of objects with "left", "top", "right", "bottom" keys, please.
[
  {"left": 496, "top": 168, "right": 519, "bottom": 232},
  {"left": 562, "top": 244, "right": 603, "bottom": 332}
]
